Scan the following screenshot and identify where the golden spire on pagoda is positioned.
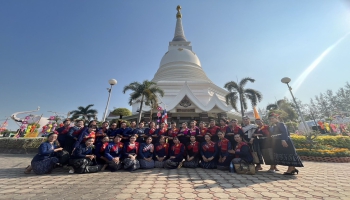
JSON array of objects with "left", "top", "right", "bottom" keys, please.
[{"left": 176, "top": 5, "right": 182, "bottom": 18}]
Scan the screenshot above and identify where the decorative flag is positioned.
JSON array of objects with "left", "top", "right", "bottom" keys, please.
[
  {"left": 162, "top": 109, "right": 168, "bottom": 126},
  {"left": 253, "top": 107, "right": 260, "bottom": 120}
]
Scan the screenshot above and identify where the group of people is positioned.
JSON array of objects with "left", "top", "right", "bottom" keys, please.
[{"left": 24, "top": 113, "right": 303, "bottom": 176}]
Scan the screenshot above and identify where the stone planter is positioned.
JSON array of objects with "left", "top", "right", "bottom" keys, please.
[{"left": 300, "top": 156, "right": 350, "bottom": 163}]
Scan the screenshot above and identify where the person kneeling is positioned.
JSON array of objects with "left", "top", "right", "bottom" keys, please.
[
  {"left": 164, "top": 137, "right": 184, "bottom": 169},
  {"left": 123, "top": 135, "right": 140, "bottom": 171},
  {"left": 139, "top": 136, "right": 155, "bottom": 169},
  {"left": 25, "top": 132, "right": 63, "bottom": 175},
  {"left": 154, "top": 136, "right": 169, "bottom": 168},
  {"left": 200, "top": 134, "right": 218, "bottom": 169},
  {"left": 69, "top": 137, "right": 100, "bottom": 174},
  {"left": 104, "top": 135, "right": 123, "bottom": 172},
  {"left": 183, "top": 135, "right": 200, "bottom": 168},
  {"left": 230, "top": 134, "right": 254, "bottom": 174}
]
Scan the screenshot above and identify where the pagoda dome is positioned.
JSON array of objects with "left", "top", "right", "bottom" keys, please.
[{"left": 160, "top": 48, "right": 201, "bottom": 67}]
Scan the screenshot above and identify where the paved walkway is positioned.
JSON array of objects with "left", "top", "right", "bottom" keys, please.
[{"left": 0, "top": 154, "right": 349, "bottom": 200}]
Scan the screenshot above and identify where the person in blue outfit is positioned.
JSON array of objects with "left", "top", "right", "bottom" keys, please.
[
  {"left": 116, "top": 121, "right": 128, "bottom": 143},
  {"left": 95, "top": 136, "right": 110, "bottom": 171},
  {"left": 133, "top": 122, "right": 146, "bottom": 143},
  {"left": 122, "top": 121, "right": 136, "bottom": 143},
  {"left": 105, "top": 135, "right": 124, "bottom": 171},
  {"left": 107, "top": 122, "right": 118, "bottom": 141},
  {"left": 74, "top": 125, "right": 97, "bottom": 149},
  {"left": 154, "top": 122, "right": 167, "bottom": 144},
  {"left": 144, "top": 122, "right": 157, "bottom": 143},
  {"left": 123, "top": 135, "right": 140, "bottom": 171},
  {"left": 64, "top": 119, "right": 85, "bottom": 154},
  {"left": 183, "top": 135, "right": 200, "bottom": 168},
  {"left": 139, "top": 136, "right": 155, "bottom": 169},
  {"left": 269, "top": 113, "right": 303, "bottom": 175},
  {"left": 231, "top": 134, "right": 253, "bottom": 164},
  {"left": 69, "top": 137, "right": 100, "bottom": 174},
  {"left": 154, "top": 135, "right": 169, "bottom": 168},
  {"left": 200, "top": 134, "right": 218, "bottom": 169},
  {"left": 164, "top": 137, "right": 184, "bottom": 169},
  {"left": 95, "top": 121, "right": 109, "bottom": 145},
  {"left": 56, "top": 119, "right": 71, "bottom": 148},
  {"left": 24, "top": 133, "right": 63, "bottom": 175}
]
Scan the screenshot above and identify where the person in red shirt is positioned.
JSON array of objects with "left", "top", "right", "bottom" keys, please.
[{"left": 207, "top": 120, "right": 220, "bottom": 142}]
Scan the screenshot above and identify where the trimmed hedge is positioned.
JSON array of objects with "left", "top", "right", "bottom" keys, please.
[{"left": 0, "top": 138, "right": 46, "bottom": 148}]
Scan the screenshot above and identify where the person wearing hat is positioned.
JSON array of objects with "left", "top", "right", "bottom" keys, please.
[
  {"left": 269, "top": 113, "right": 303, "bottom": 175},
  {"left": 24, "top": 132, "right": 63, "bottom": 174}
]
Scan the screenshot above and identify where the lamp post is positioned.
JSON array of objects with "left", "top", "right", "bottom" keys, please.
[
  {"left": 281, "top": 77, "right": 310, "bottom": 133},
  {"left": 102, "top": 79, "right": 117, "bottom": 122}
]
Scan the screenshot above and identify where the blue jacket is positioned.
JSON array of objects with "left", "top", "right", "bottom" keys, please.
[
  {"left": 139, "top": 143, "right": 154, "bottom": 159},
  {"left": 31, "top": 142, "right": 57, "bottom": 162},
  {"left": 71, "top": 143, "right": 93, "bottom": 159},
  {"left": 105, "top": 142, "right": 124, "bottom": 161}
]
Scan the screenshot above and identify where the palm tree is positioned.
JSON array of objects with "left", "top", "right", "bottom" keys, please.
[
  {"left": 70, "top": 104, "right": 98, "bottom": 121},
  {"left": 224, "top": 77, "right": 263, "bottom": 120},
  {"left": 123, "top": 80, "right": 164, "bottom": 123},
  {"left": 266, "top": 99, "right": 286, "bottom": 111}
]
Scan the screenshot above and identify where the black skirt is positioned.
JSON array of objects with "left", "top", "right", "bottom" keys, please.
[
  {"left": 273, "top": 138, "right": 303, "bottom": 167},
  {"left": 183, "top": 158, "right": 199, "bottom": 168}
]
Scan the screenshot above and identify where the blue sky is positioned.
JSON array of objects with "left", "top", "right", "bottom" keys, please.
[{"left": 1, "top": 1, "right": 350, "bottom": 130}]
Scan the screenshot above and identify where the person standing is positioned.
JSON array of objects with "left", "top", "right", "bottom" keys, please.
[
  {"left": 255, "top": 119, "right": 277, "bottom": 172},
  {"left": 56, "top": 119, "right": 71, "bottom": 148},
  {"left": 269, "top": 113, "right": 303, "bottom": 175},
  {"left": 133, "top": 122, "right": 146, "bottom": 143},
  {"left": 197, "top": 122, "right": 208, "bottom": 143},
  {"left": 225, "top": 119, "right": 244, "bottom": 148},
  {"left": 207, "top": 120, "right": 220, "bottom": 142},
  {"left": 167, "top": 122, "right": 178, "bottom": 146},
  {"left": 242, "top": 116, "right": 262, "bottom": 170}
]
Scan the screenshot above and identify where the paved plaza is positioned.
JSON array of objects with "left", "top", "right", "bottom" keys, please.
[{"left": 0, "top": 154, "right": 349, "bottom": 200}]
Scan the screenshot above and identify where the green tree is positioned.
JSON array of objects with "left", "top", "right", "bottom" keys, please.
[
  {"left": 70, "top": 104, "right": 98, "bottom": 121},
  {"left": 123, "top": 80, "right": 164, "bottom": 123},
  {"left": 111, "top": 108, "right": 132, "bottom": 119},
  {"left": 266, "top": 99, "right": 298, "bottom": 121},
  {"left": 224, "top": 77, "right": 263, "bottom": 120}
]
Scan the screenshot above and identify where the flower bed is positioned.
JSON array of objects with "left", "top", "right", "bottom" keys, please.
[{"left": 291, "top": 135, "right": 350, "bottom": 162}]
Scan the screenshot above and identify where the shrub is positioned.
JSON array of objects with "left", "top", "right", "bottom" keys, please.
[
  {"left": 296, "top": 148, "right": 350, "bottom": 157},
  {"left": 291, "top": 135, "right": 350, "bottom": 149}
]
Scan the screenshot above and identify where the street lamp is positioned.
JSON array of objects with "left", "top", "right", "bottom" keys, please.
[
  {"left": 281, "top": 77, "right": 310, "bottom": 133},
  {"left": 102, "top": 79, "right": 117, "bottom": 122}
]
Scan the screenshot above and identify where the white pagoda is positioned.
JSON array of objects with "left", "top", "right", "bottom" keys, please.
[{"left": 125, "top": 5, "right": 240, "bottom": 124}]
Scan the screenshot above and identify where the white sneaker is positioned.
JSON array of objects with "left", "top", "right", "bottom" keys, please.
[
  {"left": 267, "top": 169, "right": 276, "bottom": 173},
  {"left": 69, "top": 169, "right": 74, "bottom": 174}
]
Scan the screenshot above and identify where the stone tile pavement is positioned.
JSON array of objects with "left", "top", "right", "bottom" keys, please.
[{"left": 0, "top": 154, "right": 349, "bottom": 200}]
